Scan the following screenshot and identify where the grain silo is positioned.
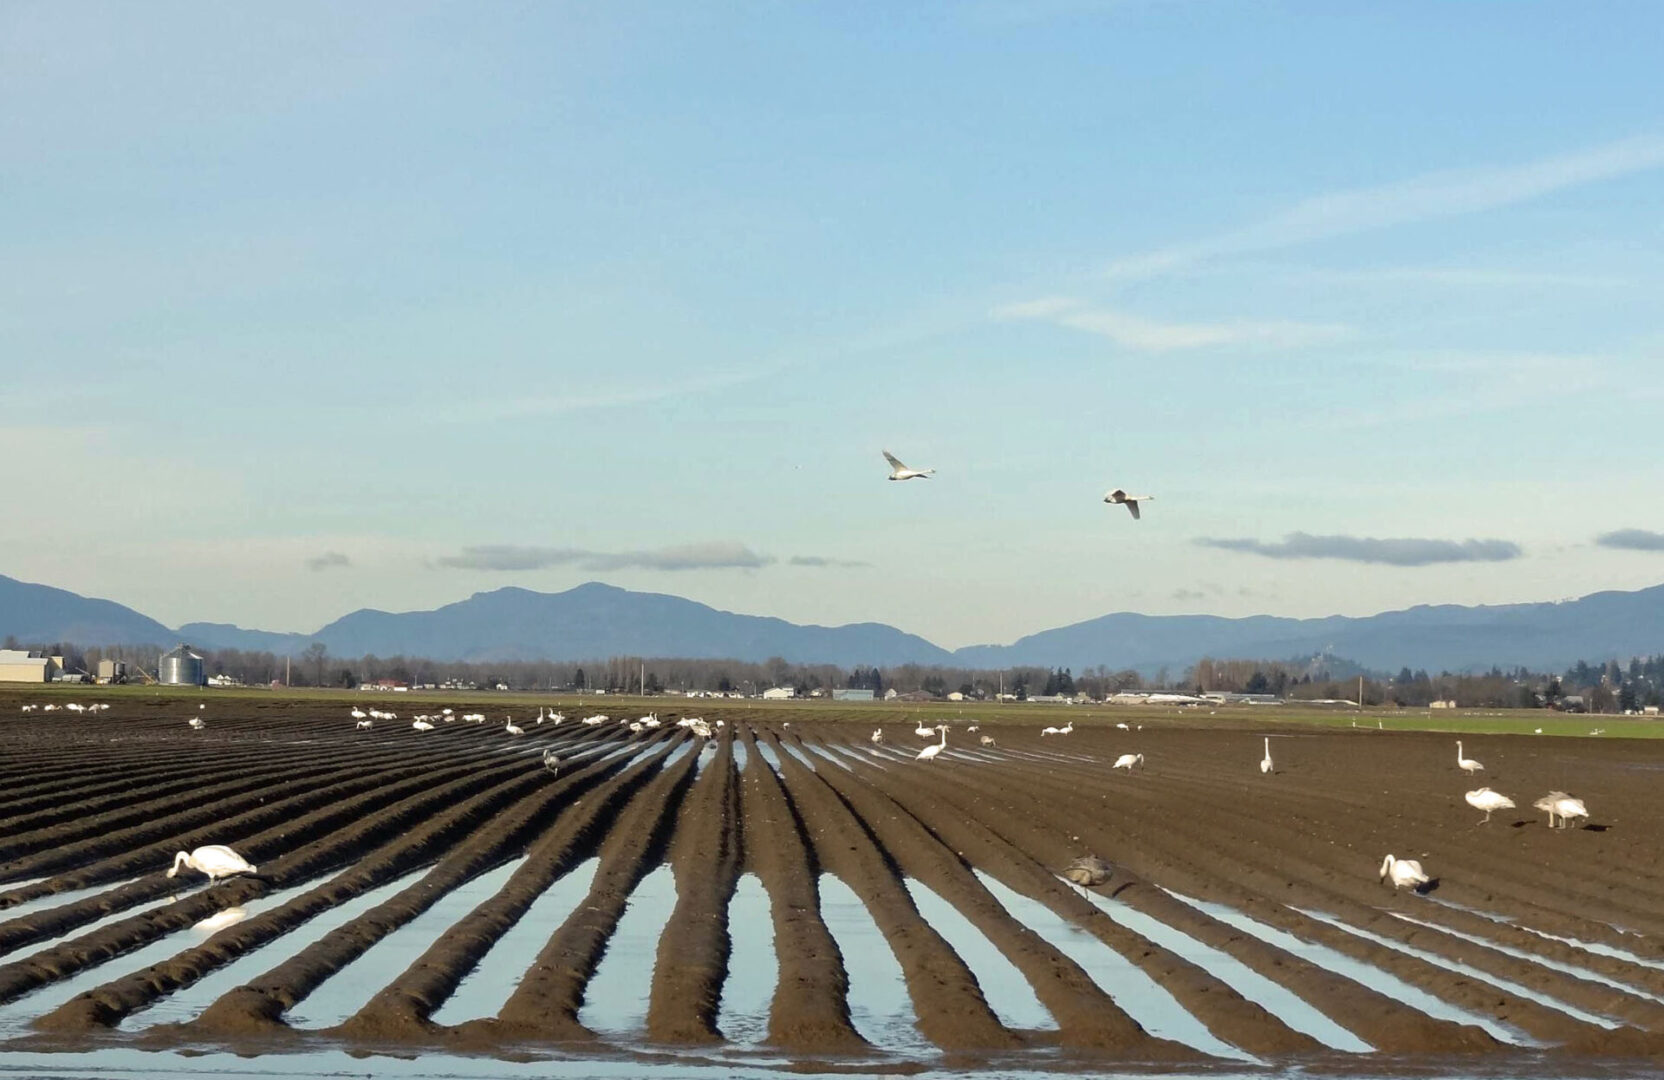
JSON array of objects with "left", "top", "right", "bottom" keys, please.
[{"left": 158, "top": 644, "right": 206, "bottom": 686}]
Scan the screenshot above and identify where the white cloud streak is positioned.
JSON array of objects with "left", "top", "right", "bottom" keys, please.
[
  {"left": 1106, "top": 134, "right": 1664, "bottom": 280},
  {"left": 993, "top": 296, "right": 1348, "bottom": 351}
]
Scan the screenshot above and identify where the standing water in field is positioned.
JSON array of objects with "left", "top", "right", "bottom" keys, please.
[
  {"left": 715, "top": 872, "right": 776, "bottom": 1046},
  {"left": 577, "top": 865, "right": 680, "bottom": 1037},
  {"left": 815, "top": 874, "right": 932, "bottom": 1057}
]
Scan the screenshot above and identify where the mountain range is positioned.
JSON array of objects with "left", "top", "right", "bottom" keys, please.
[{"left": 3, "top": 572, "right": 1663, "bottom": 675}]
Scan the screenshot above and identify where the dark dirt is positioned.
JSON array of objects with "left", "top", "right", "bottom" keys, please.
[{"left": 4, "top": 690, "right": 1664, "bottom": 1073}]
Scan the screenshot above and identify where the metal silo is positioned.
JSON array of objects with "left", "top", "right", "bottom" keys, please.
[{"left": 159, "top": 644, "right": 206, "bottom": 686}]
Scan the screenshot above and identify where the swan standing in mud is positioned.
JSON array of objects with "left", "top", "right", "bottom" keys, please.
[
  {"left": 412, "top": 718, "right": 435, "bottom": 732},
  {"left": 916, "top": 726, "right": 947, "bottom": 762},
  {"left": 980, "top": 734, "right": 996, "bottom": 747},
  {"left": 1534, "top": 791, "right": 1589, "bottom": 829},
  {"left": 1113, "top": 753, "right": 1144, "bottom": 770},
  {"left": 542, "top": 748, "right": 560, "bottom": 775},
  {"left": 870, "top": 728, "right": 884, "bottom": 745},
  {"left": 1260, "top": 737, "right": 1272, "bottom": 775},
  {"left": 355, "top": 719, "right": 373, "bottom": 730},
  {"left": 1378, "top": 854, "right": 1429, "bottom": 891},
  {"left": 168, "top": 845, "right": 256, "bottom": 882},
  {"left": 188, "top": 716, "right": 205, "bottom": 730},
  {"left": 505, "top": 717, "right": 525, "bottom": 736},
  {"left": 1456, "top": 741, "right": 1483, "bottom": 775},
  {"left": 1464, "top": 787, "right": 1515, "bottom": 824}
]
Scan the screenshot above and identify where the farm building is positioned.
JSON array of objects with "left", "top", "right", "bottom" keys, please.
[
  {"left": 831, "top": 689, "right": 874, "bottom": 702},
  {"left": 158, "top": 644, "right": 207, "bottom": 686},
  {"left": 761, "top": 687, "right": 795, "bottom": 700},
  {"left": 0, "top": 649, "right": 58, "bottom": 683}
]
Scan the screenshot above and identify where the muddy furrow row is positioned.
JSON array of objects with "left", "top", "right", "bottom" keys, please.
[
  {"left": 145, "top": 751, "right": 607, "bottom": 1039},
  {"left": 340, "top": 739, "right": 688, "bottom": 1044},
  {"left": 645, "top": 734, "right": 742, "bottom": 1044},
  {"left": 947, "top": 749, "right": 1621, "bottom": 1047},
  {"left": 489, "top": 736, "right": 703, "bottom": 1040},
  {"left": 0, "top": 749, "right": 558, "bottom": 1015},
  {"left": 788, "top": 734, "right": 1267, "bottom": 1056},
  {"left": 822, "top": 739, "right": 1502, "bottom": 1056},
  {"left": 734, "top": 730, "right": 865, "bottom": 1053},
  {"left": 757, "top": 730, "right": 1020, "bottom": 1053}
]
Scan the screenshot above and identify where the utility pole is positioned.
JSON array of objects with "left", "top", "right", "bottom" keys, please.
[
  {"left": 285, "top": 655, "right": 291, "bottom": 687},
  {"left": 1358, "top": 675, "right": 1364, "bottom": 708}
]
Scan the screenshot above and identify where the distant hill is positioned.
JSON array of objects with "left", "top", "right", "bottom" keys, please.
[
  {"left": 309, "top": 582, "right": 955, "bottom": 667},
  {"left": 953, "top": 585, "right": 1664, "bottom": 675},
  {"left": 0, "top": 574, "right": 173, "bottom": 649},
  {"left": 4, "top": 571, "right": 1664, "bottom": 674}
]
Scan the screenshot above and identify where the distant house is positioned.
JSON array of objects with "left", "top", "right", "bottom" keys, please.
[
  {"left": 832, "top": 689, "right": 874, "bottom": 702},
  {"left": 946, "top": 691, "right": 965, "bottom": 702},
  {"left": 1429, "top": 699, "right": 1458, "bottom": 710},
  {"left": 762, "top": 687, "right": 794, "bottom": 700}
]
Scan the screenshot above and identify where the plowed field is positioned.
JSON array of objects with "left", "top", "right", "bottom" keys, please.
[{"left": 2, "top": 692, "right": 1662, "bottom": 1076}]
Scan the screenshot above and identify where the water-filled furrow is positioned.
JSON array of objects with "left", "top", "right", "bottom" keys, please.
[
  {"left": 816, "top": 874, "right": 932, "bottom": 1057},
  {"left": 426, "top": 859, "right": 601, "bottom": 1026},
  {"left": 1075, "top": 886, "right": 1370, "bottom": 1053},
  {"left": 576, "top": 865, "right": 680, "bottom": 1037},
  {"left": 1165, "top": 889, "right": 1537, "bottom": 1046},
  {"left": 1297, "top": 908, "right": 1622, "bottom": 1030},
  {"left": 1387, "top": 911, "right": 1664, "bottom": 1006},
  {"left": 715, "top": 873, "right": 776, "bottom": 1046},
  {"left": 0, "top": 878, "right": 143, "bottom": 928},
  {"left": 976, "top": 874, "right": 1250, "bottom": 1060},
  {"left": 287, "top": 858, "right": 530, "bottom": 1029},
  {"left": 121, "top": 866, "right": 430, "bottom": 1030},
  {"left": 776, "top": 742, "right": 818, "bottom": 772},
  {"left": 902, "top": 879, "right": 1052, "bottom": 1032}
]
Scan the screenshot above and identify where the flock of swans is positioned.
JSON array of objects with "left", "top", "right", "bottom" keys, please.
[
  {"left": 346, "top": 704, "right": 723, "bottom": 741},
  {"left": 884, "top": 450, "right": 1152, "bottom": 520}
]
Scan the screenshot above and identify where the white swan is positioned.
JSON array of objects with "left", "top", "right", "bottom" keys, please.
[
  {"left": 1041, "top": 725, "right": 1061, "bottom": 736},
  {"left": 1378, "top": 854, "right": 1428, "bottom": 891},
  {"left": 1113, "top": 753, "right": 1144, "bottom": 770},
  {"left": 582, "top": 714, "right": 607, "bottom": 726},
  {"left": 350, "top": 708, "right": 367, "bottom": 720},
  {"left": 1103, "top": 488, "right": 1153, "bottom": 519},
  {"left": 169, "top": 845, "right": 256, "bottom": 881},
  {"left": 542, "top": 748, "right": 560, "bottom": 774},
  {"left": 356, "top": 719, "right": 373, "bottom": 730},
  {"left": 883, "top": 450, "right": 935, "bottom": 481},
  {"left": 1260, "top": 737, "right": 1272, "bottom": 775},
  {"left": 914, "top": 721, "right": 936, "bottom": 738},
  {"left": 979, "top": 734, "right": 996, "bottom": 747},
  {"left": 870, "top": 728, "right": 884, "bottom": 744},
  {"left": 1534, "top": 791, "right": 1588, "bottom": 829},
  {"left": 1456, "top": 741, "right": 1483, "bottom": 775},
  {"left": 412, "top": 718, "right": 435, "bottom": 731},
  {"left": 188, "top": 717, "right": 205, "bottom": 730},
  {"left": 1059, "top": 721, "right": 1074, "bottom": 735},
  {"left": 916, "top": 726, "right": 947, "bottom": 762},
  {"left": 1464, "top": 787, "right": 1515, "bottom": 823},
  {"left": 505, "top": 718, "right": 525, "bottom": 736}
]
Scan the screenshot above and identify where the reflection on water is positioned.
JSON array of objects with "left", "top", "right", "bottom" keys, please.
[
  {"left": 975, "top": 873, "right": 1249, "bottom": 1061},
  {"left": 815, "top": 874, "right": 932, "bottom": 1057},
  {"left": 578, "top": 865, "right": 680, "bottom": 1037},
  {"left": 429, "top": 858, "right": 601, "bottom": 1026},
  {"left": 716, "top": 873, "right": 775, "bottom": 1046},
  {"left": 902, "top": 878, "right": 1053, "bottom": 1032},
  {"left": 1165, "top": 889, "right": 1536, "bottom": 1046},
  {"left": 1076, "top": 885, "right": 1371, "bottom": 1053},
  {"left": 123, "top": 866, "right": 429, "bottom": 1031},
  {"left": 288, "top": 858, "right": 529, "bottom": 1029}
]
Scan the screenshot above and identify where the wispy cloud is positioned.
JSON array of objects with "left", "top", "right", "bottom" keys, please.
[
  {"left": 437, "top": 541, "right": 776, "bottom": 572},
  {"left": 1596, "top": 528, "right": 1664, "bottom": 552},
  {"left": 1196, "top": 532, "right": 1523, "bottom": 566},
  {"left": 789, "top": 555, "right": 871, "bottom": 569},
  {"left": 1107, "top": 134, "right": 1664, "bottom": 280},
  {"left": 993, "top": 296, "right": 1347, "bottom": 351},
  {"left": 306, "top": 551, "right": 352, "bottom": 572}
]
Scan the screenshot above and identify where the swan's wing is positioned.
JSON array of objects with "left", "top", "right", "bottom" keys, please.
[
  {"left": 1105, "top": 489, "right": 1126, "bottom": 503},
  {"left": 1126, "top": 500, "right": 1140, "bottom": 520},
  {"left": 882, "top": 450, "right": 905, "bottom": 471}
]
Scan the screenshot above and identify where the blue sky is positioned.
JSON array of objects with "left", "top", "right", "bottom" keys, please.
[{"left": 4, "top": 1, "right": 1663, "bottom": 648}]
